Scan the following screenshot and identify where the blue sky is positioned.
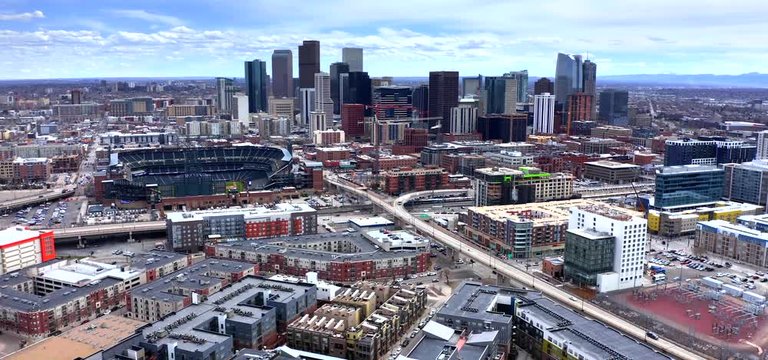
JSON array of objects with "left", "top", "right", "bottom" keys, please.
[{"left": 0, "top": 0, "right": 766, "bottom": 79}]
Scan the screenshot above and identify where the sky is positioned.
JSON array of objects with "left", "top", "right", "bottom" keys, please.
[{"left": 0, "top": 0, "right": 767, "bottom": 79}]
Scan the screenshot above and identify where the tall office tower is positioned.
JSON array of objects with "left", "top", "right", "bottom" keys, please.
[
  {"left": 373, "top": 86, "right": 412, "bottom": 120},
  {"left": 344, "top": 72, "right": 372, "bottom": 107},
  {"left": 412, "top": 84, "right": 429, "bottom": 118},
  {"left": 554, "top": 53, "right": 583, "bottom": 104},
  {"left": 298, "top": 40, "right": 320, "bottom": 88},
  {"left": 341, "top": 103, "right": 365, "bottom": 137},
  {"left": 533, "top": 93, "right": 556, "bottom": 134},
  {"left": 309, "top": 111, "right": 329, "bottom": 135},
  {"left": 534, "top": 77, "right": 554, "bottom": 95},
  {"left": 484, "top": 76, "right": 517, "bottom": 115},
  {"left": 429, "top": 71, "right": 459, "bottom": 132},
  {"left": 70, "top": 89, "right": 81, "bottom": 104},
  {"left": 215, "top": 77, "right": 236, "bottom": 113},
  {"left": 232, "top": 94, "right": 249, "bottom": 123},
  {"left": 450, "top": 103, "right": 478, "bottom": 134},
  {"left": 566, "top": 205, "right": 647, "bottom": 292},
  {"left": 244, "top": 59, "right": 268, "bottom": 113},
  {"left": 758, "top": 131, "right": 768, "bottom": 160},
  {"left": 582, "top": 60, "right": 597, "bottom": 119},
  {"left": 505, "top": 70, "right": 529, "bottom": 103},
  {"left": 330, "top": 62, "right": 350, "bottom": 115},
  {"left": 477, "top": 113, "right": 527, "bottom": 142},
  {"left": 342, "top": 47, "right": 363, "bottom": 72},
  {"left": 462, "top": 75, "right": 482, "bottom": 97},
  {"left": 299, "top": 88, "right": 316, "bottom": 125},
  {"left": 598, "top": 89, "right": 629, "bottom": 126},
  {"left": 566, "top": 93, "right": 593, "bottom": 134},
  {"left": 271, "top": 50, "right": 293, "bottom": 98},
  {"left": 314, "top": 72, "right": 334, "bottom": 122}
]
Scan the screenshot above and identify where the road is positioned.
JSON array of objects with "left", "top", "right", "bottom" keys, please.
[
  {"left": 327, "top": 177, "right": 707, "bottom": 360},
  {"left": 53, "top": 221, "right": 165, "bottom": 240}
]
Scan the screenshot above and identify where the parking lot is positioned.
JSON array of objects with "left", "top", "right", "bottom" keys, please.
[{"left": 0, "top": 198, "right": 86, "bottom": 229}]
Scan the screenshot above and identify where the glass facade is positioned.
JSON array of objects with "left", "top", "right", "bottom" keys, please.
[
  {"left": 563, "top": 229, "right": 615, "bottom": 286},
  {"left": 655, "top": 166, "right": 724, "bottom": 209}
]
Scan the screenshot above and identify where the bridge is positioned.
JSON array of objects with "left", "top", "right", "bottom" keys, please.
[
  {"left": 326, "top": 175, "right": 706, "bottom": 360},
  {"left": 1, "top": 190, "right": 75, "bottom": 213},
  {"left": 53, "top": 221, "right": 166, "bottom": 243}
]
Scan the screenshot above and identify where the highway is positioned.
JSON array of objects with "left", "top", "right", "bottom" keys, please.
[{"left": 327, "top": 177, "right": 706, "bottom": 360}]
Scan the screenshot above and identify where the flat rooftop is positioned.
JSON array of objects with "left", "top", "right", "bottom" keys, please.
[
  {"left": 166, "top": 203, "right": 315, "bottom": 223},
  {"left": 475, "top": 167, "right": 524, "bottom": 176},
  {"left": 0, "top": 227, "right": 50, "bottom": 247},
  {"left": 437, "top": 282, "right": 520, "bottom": 324},
  {"left": 349, "top": 216, "right": 394, "bottom": 227},
  {"left": 584, "top": 160, "right": 640, "bottom": 169},
  {"left": 656, "top": 164, "right": 722, "bottom": 174},
  {"left": 469, "top": 199, "right": 642, "bottom": 226},
  {"left": 5, "top": 315, "right": 146, "bottom": 360}
]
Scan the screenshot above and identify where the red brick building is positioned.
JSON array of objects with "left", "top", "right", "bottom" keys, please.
[
  {"left": 316, "top": 147, "right": 352, "bottom": 162},
  {"left": 342, "top": 104, "right": 365, "bottom": 137},
  {"left": 381, "top": 166, "right": 451, "bottom": 195}
]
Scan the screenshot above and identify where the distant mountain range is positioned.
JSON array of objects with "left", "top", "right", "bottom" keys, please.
[{"left": 597, "top": 73, "right": 768, "bottom": 88}]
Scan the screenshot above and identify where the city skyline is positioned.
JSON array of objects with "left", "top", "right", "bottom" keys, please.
[{"left": 0, "top": 0, "right": 767, "bottom": 79}]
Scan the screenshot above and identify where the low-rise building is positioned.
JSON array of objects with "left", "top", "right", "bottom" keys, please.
[
  {"left": 474, "top": 167, "right": 574, "bottom": 206},
  {"left": 13, "top": 157, "right": 51, "bottom": 183},
  {"left": 583, "top": 160, "right": 640, "bottom": 184},
  {"left": 647, "top": 201, "right": 762, "bottom": 237},
  {"left": 0, "top": 227, "right": 56, "bottom": 275},
  {"left": 696, "top": 219, "right": 768, "bottom": 267},
  {"left": 206, "top": 232, "right": 430, "bottom": 282},
  {"left": 381, "top": 166, "right": 451, "bottom": 195}
]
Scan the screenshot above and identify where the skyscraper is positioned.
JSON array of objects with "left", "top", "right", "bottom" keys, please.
[
  {"left": 298, "top": 40, "right": 320, "bottom": 88},
  {"left": 309, "top": 111, "right": 329, "bottom": 134},
  {"left": 484, "top": 75, "right": 520, "bottom": 115},
  {"left": 533, "top": 93, "right": 556, "bottom": 134},
  {"left": 344, "top": 71, "right": 372, "bottom": 107},
  {"left": 429, "top": 71, "right": 459, "bottom": 131},
  {"left": 330, "top": 62, "right": 349, "bottom": 115},
  {"left": 450, "top": 103, "right": 478, "bottom": 134},
  {"left": 373, "top": 86, "right": 412, "bottom": 120},
  {"left": 300, "top": 88, "right": 316, "bottom": 125},
  {"left": 341, "top": 103, "right": 365, "bottom": 137},
  {"left": 271, "top": 50, "right": 293, "bottom": 98},
  {"left": 534, "top": 78, "right": 554, "bottom": 95},
  {"left": 566, "top": 93, "right": 593, "bottom": 134},
  {"left": 70, "top": 89, "right": 81, "bottom": 104},
  {"left": 244, "top": 59, "right": 268, "bottom": 113},
  {"left": 462, "top": 75, "right": 482, "bottom": 97},
  {"left": 342, "top": 47, "right": 363, "bottom": 72},
  {"left": 757, "top": 131, "right": 768, "bottom": 160},
  {"left": 505, "top": 70, "right": 529, "bottom": 103},
  {"left": 314, "top": 72, "right": 334, "bottom": 123},
  {"left": 582, "top": 60, "right": 597, "bottom": 119},
  {"left": 598, "top": 89, "right": 629, "bottom": 126},
  {"left": 554, "top": 53, "right": 583, "bottom": 104},
  {"left": 215, "top": 77, "right": 235, "bottom": 113},
  {"left": 412, "top": 84, "right": 429, "bottom": 118}
]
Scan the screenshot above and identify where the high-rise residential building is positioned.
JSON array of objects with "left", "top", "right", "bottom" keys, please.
[
  {"left": 665, "top": 139, "right": 757, "bottom": 166},
  {"left": 599, "top": 89, "right": 629, "bottom": 126},
  {"left": 341, "top": 103, "right": 365, "bottom": 137},
  {"left": 271, "top": 50, "right": 293, "bottom": 98},
  {"left": 477, "top": 113, "right": 527, "bottom": 143},
  {"left": 300, "top": 88, "right": 316, "bottom": 125},
  {"left": 373, "top": 86, "right": 412, "bottom": 120},
  {"left": 215, "top": 77, "right": 235, "bottom": 113},
  {"left": 232, "top": 94, "right": 249, "bottom": 123},
  {"left": 70, "top": 89, "right": 81, "bottom": 104},
  {"left": 314, "top": 72, "right": 334, "bottom": 122},
  {"left": 506, "top": 70, "right": 529, "bottom": 103},
  {"left": 655, "top": 165, "right": 724, "bottom": 210},
  {"left": 533, "top": 93, "right": 556, "bottom": 134},
  {"left": 412, "top": 84, "right": 429, "bottom": 118},
  {"left": 298, "top": 40, "right": 320, "bottom": 88},
  {"left": 484, "top": 76, "right": 517, "bottom": 115},
  {"left": 449, "top": 103, "right": 478, "bottom": 134},
  {"left": 244, "top": 59, "right": 268, "bottom": 113},
  {"left": 534, "top": 77, "right": 554, "bottom": 95},
  {"left": 342, "top": 47, "right": 363, "bottom": 72},
  {"left": 567, "top": 204, "right": 647, "bottom": 292},
  {"left": 268, "top": 97, "right": 294, "bottom": 119},
  {"left": 344, "top": 71, "right": 372, "bottom": 107},
  {"left": 309, "top": 111, "right": 329, "bottom": 135},
  {"left": 429, "top": 71, "right": 459, "bottom": 132},
  {"left": 330, "top": 62, "right": 350, "bottom": 115},
  {"left": 566, "top": 93, "right": 594, "bottom": 133},
  {"left": 758, "top": 131, "right": 768, "bottom": 160},
  {"left": 723, "top": 160, "right": 768, "bottom": 207},
  {"left": 554, "top": 53, "right": 583, "bottom": 104},
  {"left": 462, "top": 75, "right": 482, "bottom": 97},
  {"left": 582, "top": 60, "right": 597, "bottom": 118}
]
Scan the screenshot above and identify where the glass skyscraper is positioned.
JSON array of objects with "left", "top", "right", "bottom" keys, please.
[
  {"left": 244, "top": 59, "right": 268, "bottom": 113},
  {"left": 554, "top": 53, "right": 583, "bottom": 104},
  {"left": 654, "top": 165, "right": 724, "bottom": 209}
]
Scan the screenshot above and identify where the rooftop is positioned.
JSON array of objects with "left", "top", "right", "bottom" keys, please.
[
  {"left": 166, "top": 203, "right": 315, "bottom": 223},
  {"left": 0, "top": 227, "right": 50, "bottom": 247},
  {"left": 566, "top": 228, "right": 615, "bottom": 240},
  {"left": 437, "top": 282, "right": 520, "bottom": 324},
  {"left": 475, "top": 167, "right": 524, "bottom": 176},
  {"left": 469, "top": 199, "right": 642, "bottom": 226},
  {"left": 656, "top": 164, "right": 722, "bottom": 174},
  {"left": 574, "top": 204, "right": 641, "bottom": 222},
  {"left": 584, "top": 160, "right": 640, "bottom": 169},
  {"left": 5, "top": 315, "right": 146, "bottom": 360},
  {"left": 349, "top": 216, "right": 394, "bottom": 228}
]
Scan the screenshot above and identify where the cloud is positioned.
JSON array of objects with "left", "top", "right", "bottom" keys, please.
[
  {"left": 0, "top": 10, "right": 44, "bottom": 21},
  {"left": 109, "top": 9, "right": 184, "bottom": 27}
]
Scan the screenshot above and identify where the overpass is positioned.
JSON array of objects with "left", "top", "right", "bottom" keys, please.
[
  {"left": 1, "top": 190, "right": 75, "bottom": 213},
  {"left": 53, "top": 221, "right": 166, "bottom": 243},
  {"left": 327, "top": 176, "right": 706, "bottom": 360}
]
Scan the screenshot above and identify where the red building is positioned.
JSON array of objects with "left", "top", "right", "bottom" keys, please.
[
  {"left": 381, "top": 166, "right": 451, "bottom": 195},
  {"left": 342, "top": 104, "right": 365, "bottom": 137},
  {"left": 566, "top": 93, "right": 594, "bottom": 135},
  {"left": 0, "top": 227, "right": 56, "bottom": 274},
  {"left": 316, "top": 147, "right": 352, "bottom": 162},
  {"left": 13, "top": 158, "right": 51, "bottom": 183}
]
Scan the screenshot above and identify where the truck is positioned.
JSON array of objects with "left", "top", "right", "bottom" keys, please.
[
  {"left": 648, "top": 265, "right": 666, "bottom": 275},
  {"left": 652, "top": 273, "right": 666, "bottom": 283}
]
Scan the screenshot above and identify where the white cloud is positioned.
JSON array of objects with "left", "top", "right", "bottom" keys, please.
[
  {"left": 109, "top": 9, "right": 184, "bottom": 27},
  {"left": 0, "top": 10, "right": 44, "bottom": 21}
]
